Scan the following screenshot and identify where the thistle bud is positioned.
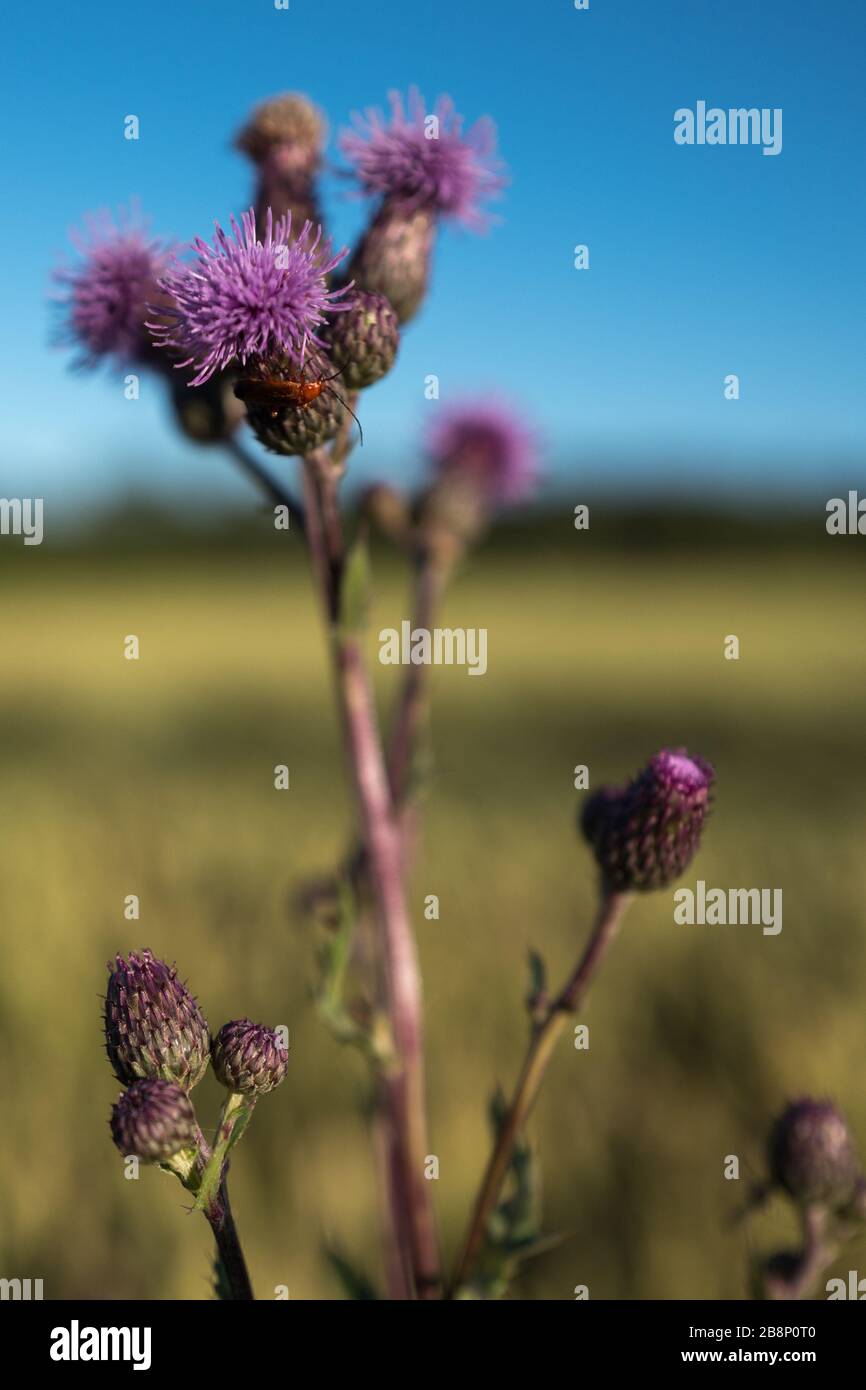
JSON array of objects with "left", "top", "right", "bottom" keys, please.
[
  {"left": 104, "top": 950, "right": 210, "bottom": 1091},
  {"left": 110, "top": 1078, "right": 197, "bottom": 1164},
  {"left": 212, "top": 1020, "right": 288, "bottom": 1095},
  {"left": 328, "top": 291, "right": 399, "bottom": 390},
  {"left": 171, "top": 370, "right": 246, "bottom": 444},
  {"left": 236, "top": 93, "right": 327, "bottom": 232},
  {"left": 345, "top": 205, "right": 435, "bottom": 325},
  {"left": 236, "top": 352, "right": 346, "bottom": 457},
  {"left": 769, "top": 1099, "right": 860, "bottom": 1209},
  {"left": 580, "top": 748, "right": 714, "bottom": 892}
]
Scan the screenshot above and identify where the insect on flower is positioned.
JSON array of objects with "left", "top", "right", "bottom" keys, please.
[{"left": 234, "top": 360, "right": 364, "bottom": 445}]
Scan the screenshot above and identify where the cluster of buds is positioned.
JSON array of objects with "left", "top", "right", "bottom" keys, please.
[
  {"left": 104, "top": 950, "right": 286, "bottom": 1167},
  {"left": 56, "top": 88, "right": 507, "bottom": 467}
]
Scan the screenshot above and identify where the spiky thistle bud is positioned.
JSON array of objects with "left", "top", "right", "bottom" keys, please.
[
  {"left": 328, "top": 291, "right": 399, "bottom": 389},
  {"left": 235, "top": 351, "right": 346, "bottom": 456},
  {"left": 212, "top": 1020, "right": 288, "bottom": 1096},
  {"left": 104, "top": 950, "right": 210, "bottom": 1091},
  {"left": 110, "top": 1079, "right": 197, "bottom": 1164},
  {"left": 344, "top": 206, "right": 435, "bottom": 326},
  {"left": 769, "top": 1099, "right": 860, "bottom": 1209},
  {"left": 581, "top": 748, "right": 714, "bottom": 892}
]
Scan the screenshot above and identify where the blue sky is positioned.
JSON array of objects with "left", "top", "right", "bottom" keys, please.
[{"left": 2, "top": 0, "right": 864, "bottom": 514}]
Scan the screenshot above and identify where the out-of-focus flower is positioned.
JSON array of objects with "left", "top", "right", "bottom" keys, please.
[
  {"left": 53, "top": 207, "right": 170, "bottom": 367},
  {"left": 415, "top": 399, "right": 538, "bottom": 559},
  {"left": 340, "top": 90, "right": 505, "bottom": 324},
  {"left": 212, "top": 1020, "right": 288, "bottom": 1096},
  {"left": 581, "top": 749, "right": 714, "bottom": 892},
  {"left": 425, "top": 399, "right": 538, "bottom": 506},
  {"left": 236, "top": 93, "right": 327, "bottom": 232},
  {"left": 110, "top": 1078, "right": 197, "bottom": 1164},
  {"left": 104, "top": 950, "right": 210, "bottom": 1091},
  {"left": 340, "top": 89, "right": 504, "bottom": 228},
  {"left": 328, "top": 290, "right": 400, "bottom": 390},
  {"left": 769, "top": 1099, "right": 861, "bottom": 1209},
  {"left": 148, "top": 208, "right": 353, "bottom": 386}
]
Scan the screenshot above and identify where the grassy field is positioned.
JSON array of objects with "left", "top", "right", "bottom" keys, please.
[{"left": 2, "top": 509, "right": 865, "bottom": 1300}]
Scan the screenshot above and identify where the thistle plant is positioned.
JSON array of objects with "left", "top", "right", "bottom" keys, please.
[
  {"left": 63, "top": 85, "right": 729, "bottom": 1302},
  {"left": 103, "top": 952, "right": 286, "bottom": 1300},
  {"left": 451, "top": 748, "right": 715, "bottom": 1296}
]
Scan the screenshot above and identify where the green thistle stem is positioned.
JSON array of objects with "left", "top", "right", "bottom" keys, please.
[
  {"left": 451, "top": 890, "right": 633, "bottom": 1296},
  {"left": 186, "top": 1091, "right": 257, "bottom": 1301}
]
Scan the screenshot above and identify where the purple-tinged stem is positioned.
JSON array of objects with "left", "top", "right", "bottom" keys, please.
[
  {"left": 763, "top": 1205, "right": 839, "bottom": 1301},
  {"left": 205, "top": 1176, "right": 255, "bottom": 1302},
  {"left": 451, "top": 889, "right": 633, "bottom": 1296},
  {"left": 386, "top": 546, "right": 447, "bottom": 859},
  {"left": 301, "top": 451, "right": 442, "bottom": 1300}
]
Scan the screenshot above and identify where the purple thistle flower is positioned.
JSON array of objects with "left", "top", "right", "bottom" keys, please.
[
  {"left": 110, "top": 1079, "right": 197, "bottom": 1164},
  {"left": 340, "top": 88, "right": 505, "bottom": 229},
  {"left": 425, "top": 398, "right": 538, "bottom": 506},
  {"left": 104, "top": 949, "right": 210, "bottom": 1091},
  {"left": 148, "top": 208, "right": 353, "bottom": 386},
  {"left": 212, "top": 1019, "right": 288, "bottom": 1096},
  {"left": 53, "top": 206, "right": 169, "bottom": 367},
  {"left": 581, "top": 748, "right": 715, "bottom": 892}
]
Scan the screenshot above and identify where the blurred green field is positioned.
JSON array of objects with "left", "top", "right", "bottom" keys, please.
[{"left": 2, "top": 510, "right": 866, "bottom": 1300}]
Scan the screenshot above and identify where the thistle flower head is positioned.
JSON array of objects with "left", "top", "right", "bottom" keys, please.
[
  {"left": 769, "top": 1099, "right": 861, "bottom": 1209},
  {"left": 53, "top": 206, "right": 169, "bottom": 367},
  {"left": 104, "top": 949, "right": 210, "bottom": 1091},
  {"left": 237, "top": 94, "right": 328, "bottom": 233},
  {"left": 581, "top": 748, "right": 715, "bottom": 892},
  {"left": 340, "top": 88, "right": 505, "bottom": 228},
  {"left": 212, "top": 1019, "right": 288, "bottom": 1096},
  {"left": 328, "top": 290, "right": 400, "bottom": 389},
  {"left": 236, "top": 93, "right": 327, "bottom": 167},
  {"left": 110, "top": 1078, "right": 197, "bottom": 1164},
  {"left": 425, "top": 398, "right": 539, "bottom": 506},
  {"left": 148, "top": 209, "right": 353, "bottom": 386}
]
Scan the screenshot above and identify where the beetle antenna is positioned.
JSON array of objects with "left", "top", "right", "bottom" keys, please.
[{"left": 326, "top": 386, "right": 364, "bottom": 447}]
